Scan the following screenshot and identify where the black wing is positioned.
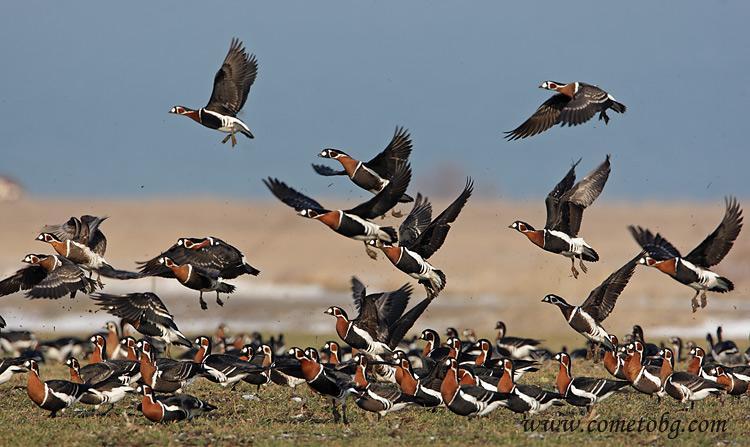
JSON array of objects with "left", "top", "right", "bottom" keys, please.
[
  {"left": 544, "top": 159, "right": 580, "bottom": 229},
  {"left": 409, "top": 178, "right": 473, "bottom": 258},
  {"left": 580, "top": 254, "right": 639, "bottom": 323},
  {"left": 345, "top": 162, "right": 411, "bottom": 219},
  {"left": 0, "top": 314, "right": 5, "bottom": 329},
  {"left": 90, "top": 292, "right": 176, "bottom": 329},
  {"left": 27, "top": 261, "right": 94, "bottom": 299},
  {"left": 81, "top": 215, "right": 108, "bottom": 255},
  {"left": 388, "top": 295, "right": 432, "bottom": 349},
  {"left": 628, "top": 226, "right": 682, "bottom": 260},
  {"left": 398, "top": 194, "right": 433, "bottom": 247},
  {"left": 264, "top": 178, "right": 327, "bottom": 213},
  {"left": 42, "top": 216, "right": 81, "bottom": 241},
  {"left": 558, "top": 84, "right": 609, "bottom": 126},
  {"left": 350, "top": 277, "right": 367, "bottom": 316},
  {"left": 504, "top": 94, "right": 568, "bottom": 141},
  {"left": 205, "top": 38, "right": 258, "bottom": 116},
  {"left": 365, "top": 127, "right": 413, "bottom": 178},
  {"left": 684, "top": 197, "right": 743, "bottom": 267},
  {"left": 375, "top": 283, "right": 412, "bottom": 329},
  {"left": 0, "top": 266, "right": 47, "bottom": 297},
  {"left": 311, "top": 164, "right": 346, "bottom": 176},
  {"left": 557, "top": 155, "right": 610, "bottom": 237}
]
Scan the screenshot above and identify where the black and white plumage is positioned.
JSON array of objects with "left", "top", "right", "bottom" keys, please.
[
  {"left": 325, "top": 277, "right": 431, "bottom": 356},
  {"left": 371, "top": 180, "right": 473, "bottom": 297},
  {"left": 138, "top": 341, "right": 206, "bottom": 394},
  {"left": 291, "top": 347, "right": 360, "bottom": 424},
  {"left": 440, "top": 358, "right": 512, "bottom": 417},
  {"left": 495, "top": 321, "right": 543, "bottom": 360},
  {"left": 41, "top": 215, "right": 108, "bottom": 257},
  {"left": 553, "top": 352, "right": 628, "bottom": 411},
  {"left": 157, "top": 256, "right": 236, "bottom": 310},
  {"left": 139, "top": 385, "right": 216, "bottom": 423},
  {"left": 90, "top": 292, "right": 192, "bottom": 348},
  {"left": 498, "top": 359, "right": 563, "bottom": 414},
  {"left": 65, "top": 357, "right": 135, "bottom": 409},
  {"left": 510, "top": 156, "right": 610, "bottom": 278},
  {"left": 313, "top": 127, "right": 414, "bottom": 204},
  {"left": 24, "top": 359, "right": 92, "bottom": 418},
  {"left": 352, "top": 354, "right": 419, "bottom": 417},
  {"left": 36, "top": 230, "right": 140, "bottom": 285},
  {"left": 0, "top": 357, "right": 26, "bottom": 385},
  {"left": 137, "top": 236, "right": 260, "bottom": 280},
  {"left": 193, "top": 336, "right": 265, "bottom": 387},
  {"left": 660, "top": 348, "right": 723, "bottom": 408},
  {"left": 265, "top": 163, "right": 411, "bottom": 259},
  {"left": 505, "top": 81, "right": 626, "bottom": 140},
  {"left": 170, "top": 38, "right": 258, "bottom": 147},
  {"left": 542, "top": 254, "right": 640, "bottom": 351},
  {"left": 629, "top": 197, "right": 742, "bottom": 311},
  {"left": 0, "top": 254, "right": 97, "bottom": 299}
]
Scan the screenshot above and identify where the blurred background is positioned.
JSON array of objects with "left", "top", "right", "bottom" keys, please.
[{"left": 0, "top": 1, "right": 748, "bottom": 345}]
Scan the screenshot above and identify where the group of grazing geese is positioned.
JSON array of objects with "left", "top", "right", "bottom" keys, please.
[{"left": 0, "top": 37, "right": 747, "bottom": 424}]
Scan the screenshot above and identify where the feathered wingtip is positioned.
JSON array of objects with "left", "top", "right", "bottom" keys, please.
[{"left": 218, "top": 282, "right": 236, "bottom": 294}]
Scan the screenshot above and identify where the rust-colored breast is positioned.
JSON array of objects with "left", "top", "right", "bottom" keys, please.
[
  {"left": 398, "top": 370, "right": 418, "bottom": 395},
  {"left": 556, "top": 363, "right": 571, "bottom": 394},
  {"left": 171, "top": 264, "right": 191, "bottom": 283},
  {"left": 335, "top": 317, "right": 350, "bottom": 340},
  {"left": 49, "top": 240, "right": 67, "bottom": 257},
  {"left": 194, "top": 346, "right": 207, "bottom": 363},
  {"left": 383, "top": 246, "right": 402, "bottom": 265},
  {"left": 39, "top": 256, "right": 58, "bottom": 272},
  {"left": 658, "top": 358, "right": 673, "bottom": 383},
  {"left": 353, "top": 366, "right": 368, "bottom": 388},
  {"left": 316, "top": 211, "right": 341, "bottom": 230},
  {"left": 69, "top": 368, "right": 84, "bottom": 384},
  {"left": 603, "top": 351, "right": 618, "bottom": 377},
  {"left": 458, "top": 370, "right": 475, "bottom": 386},
  {"left": 622, "top": 356, "right": 640, "bottom": 383},
  {"left": 299, "top": 358, "right": 320, "bottom": 382},
  {"left": 497, "top": 370, "right": 514, "bottom": 393},
  {"left": 654, "top": 258, "right": 678, "bottom": 276},
  {"left": 91, "top": 345, "right": 105, "bottom": 364},
  {"left": 523, "top": 230, "right": 545, "bottom": 248},
  {"left": 185, "top": 110, "right": 201, "bottom": 124},
  {"left": 556, "top": 83, "right": 576, "bottom": 98},
  {"left": 686, "top": 357, "right": 701, "bottom": 375},
  {"left": 141, "top": 396, "right": 164, "bottom": 422},
  {"left": 27, "top": 373, "right": 47, "bottom": 406},
  {"left": 140, "top": 357, "right": 156, "bottom": 386},
  {"left": 106, "top": 332, "right": 119, "bottom": 359},
  {"left": 338, "top": 156, "right": 359, "bottom": 177}
]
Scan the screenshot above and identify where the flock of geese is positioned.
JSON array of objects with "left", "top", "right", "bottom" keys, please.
[{"left": 0, "top": 37, "right": 747, "bottom": 426}]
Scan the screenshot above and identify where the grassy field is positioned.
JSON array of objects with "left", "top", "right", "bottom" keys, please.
[{"left": 1, "top": 334, "right": 749, "bottom": 447}]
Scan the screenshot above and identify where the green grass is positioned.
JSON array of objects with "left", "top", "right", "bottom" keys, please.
[{"left": 1, "top": 357, "right": 748, "bottom": 447}]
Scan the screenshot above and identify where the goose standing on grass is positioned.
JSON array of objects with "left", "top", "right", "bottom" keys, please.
[
  {"left": 169, "top": 38, "right": 258, "bottom": 147},
  {"left": 24, "top": 359, "right": 92, "bottom": 418},
  {"left": 629, "top": 197, "right": 743, "bottom": 312},
  {"left": 509, "top": 156, "right": 610, "bottom": 278},
  {"left": 504, "top": 81, "right": 625, "bottom": 140}
]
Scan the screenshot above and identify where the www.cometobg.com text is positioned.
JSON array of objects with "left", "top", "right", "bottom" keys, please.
[{"left": 522, "top": 412, "right": 728, "bottom": 440}]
